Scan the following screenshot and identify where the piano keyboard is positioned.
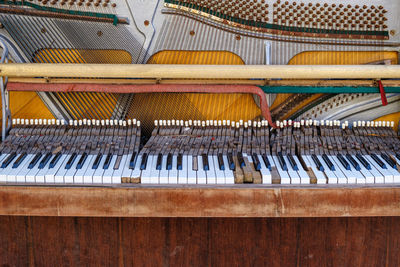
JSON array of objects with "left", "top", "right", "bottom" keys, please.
[{"left": 0, "top": 118, "right": 399, "bottom": 186}]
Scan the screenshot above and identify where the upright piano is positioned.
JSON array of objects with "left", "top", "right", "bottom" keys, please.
[{"left": 0, "top": 0, "right": 399, "bottom": 265}]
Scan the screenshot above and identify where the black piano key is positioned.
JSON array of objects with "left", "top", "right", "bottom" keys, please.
[
  {"left": 287, "top": 154, "right": 298, "bottom": 171},
  {"left": 13, "top": 152, "right": 27, "bottom": 168},
  {"left": 277, "top": 152, "right": 287, "bottom": 171},
  {"left": 252, "top": 153, "right": 261, "bottom": 171},
  {"left": 311, "top": 154, "right": 324, "bottom": 171},
  {"left": 356, "top": 153, "right": 371, "bottom": 170},
  {"left": 217, "top": 153, "right": 225, "bottom": 171},
  {"left": 103, "top": 153, "right": 113, "bottom": 169},
  {"left": 28, "top": 153, "right": 42, "bottom": 169},
  {"left": 370, "top": 153, "right": 386, "bottom": 169},
  {"left": 76, "top": 152, "right": 88, "bottom": 169},
  {"left": 65, "top": 152, "right": 77, "bottom": 169},
  {"left": 381, "top": 153, "right": 396, "bottom": 169},
  {"left": 39, "top": 152, "right": 52, "bottom": 169},
  {"left": 156, "top": 153, "right": 163, "bottom": 170},
  {"left": 227, "top": 152, "right": 235, "bottom": 170},
  {"left": 345, "top": 154, "right": 360, "bottom": 171},
  {"left": 140, "top": 153, "right": 148, "bottom": 170},
  {"left": 92, "top": 153, "right": 102, "bottom": 169},
  {"left": 166, "top": 153, "right": 173, "bottom": 170},
  {"left": 49, "top": 152, "right": 62, "bottom": 168},
  {"left": 129, "top": 152, "right": 137, "bottom": 169},
  {"left": 202, "top": 153, "right": 209, "bottom": 171},
  {"left": 177, "top": 153, "right": 183, "bottom": 170},
  {"left": 237, "top": 152, "right": 245, "bottom": 168},
  {"left": 261, "top": 154, "right": 271, "bottom": 171},
  {"left": 337, "top": 153, "right": 350, "bottom": 170},
  {"left": 396, "top": 153, "right": 400, "bottom": 161},
  {"left": 1, "top": 152, "right": 17, "bottom": 168},
  {"left": 322, "top": 154, "right": 335, "bottom": 171}
]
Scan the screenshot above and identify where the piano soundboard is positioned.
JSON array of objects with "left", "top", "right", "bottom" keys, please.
[{"left": 1, "top": 117, "right": 399, "bottom": 186}]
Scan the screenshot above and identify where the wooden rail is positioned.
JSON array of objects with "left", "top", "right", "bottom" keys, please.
[
  {"left": 1, "top": 185, "right": 400, "bottom": 217},
  {"left": 1, "top": 64, "right": 400, "bottom": 79}
]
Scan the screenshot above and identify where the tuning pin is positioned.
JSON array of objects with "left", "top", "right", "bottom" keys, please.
[
  {"left": 206, "top": 120, "right": 210, "bottom": 126},
  {"left": 353, "top": 121, "right": 357, "bottom": 128},
  {"left": 366, "top": 121, "right": 371, "bottom": 127},
  {"left": 231, "top": 121, "right": 235, "bottom": 127},
  {"left": 361, "top": 121, "right": 365, "bottom": 127},
  {"left": 73, "top": 120, "right": 78, "bottom": 126},
  {"left": 96, "top": 120, "right": 100, "bottom": 126},
  {"left": 257, "top": 121, "right": 261, "bottom": 128},
  {"left": 244, "top": 122, "right": 248, "bottom": 128},
  {"left": 386, "top": 121, "right": 390, "bottom": 127},
  {"left": 171, "top": 119, "right": 175, "bottom": 126},
  {"left": 378, "top": 121, "right": 382, "bottom": 127},
  {"left": 110, "top": 120, "right": 114, "bottom": 126},
  {"left": 222, "top": 120, "right": 226, "bottom": 126},
  {"left": 132, "top": 119, "right": 137, "bottom": 125},
  {"left": 239, "top": 120, "right": 243, "bottom": 126},
  {"left": 235, "top": 122, "right": 239, "bottom": 128},
  {"left": 227, "top": 120, "right": 231, "bottom": 126},
  {"left": 12, "top": 118, "right": 16, "bottom": 125},
  {"left": 342, "top": 123, "right": 346, "bottom": 129},
  {"left": 329, "top": 121, "right": 333, "bottom": 127},
  {"left": 61, "top": 119, "right": 66, "bottom": 126},
  {"left": 106, "top": 119, "right": 110, "bottom": 126},
  {"left": 122, "top": 121, "right": 126, "bottom": 127},
  {"left": 382, "top": 121, "right": 386, "bottom": 127},
  {"left": 137, "top": 121, "right": 141, "bottom": 127},
  {"left": 320, "top": 120, "right": 325, "bottom": 126},
  {"left": 202, "top": 121, "right": 206, "bottom": 127},
  {"left": 56, "top": 119, "right": 60, "bottom": 126},
  {"left": 305, "top": 120, "right": 309, "bottom": 127},
  {"left": 101, "top": 120, "right": 105, "bottom": 126},
  {"left": 188, "top": 120, "right": 193, "bottom": 126},
  {"left": 210, "top": 120, "right": 214, "bottom": 126},
  {"left": 127, "top": 119, "right": 132, "bottom": 126},
  {"left": 78, "top": 120, "right": 82, "bottom": 126},
  {"left": 283, "top": 120, "right": 287, "bottom": 126},
  {"left": 180, "top": 120, "right": 184, "bottom": 126},
  {"left": 87, "top": 120, "right": 91, "bottom": 126},
  {"left": 218, "top": 120, "right": 222, "bottom": 126},
  {"left": 193, "top": 120, "right": 197, "bottom": 127}
]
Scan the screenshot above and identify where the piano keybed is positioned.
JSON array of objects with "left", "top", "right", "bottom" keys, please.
[{"left": 0, "top": 118, "right": 399, "bottom": 186}]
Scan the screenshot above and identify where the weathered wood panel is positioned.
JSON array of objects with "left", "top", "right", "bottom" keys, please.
[
  {"left": 1, "top": 217, "right": 400, "bottom": 266},
  {"left": 1, "top": 186, "right": 400, "bottom": 217}
]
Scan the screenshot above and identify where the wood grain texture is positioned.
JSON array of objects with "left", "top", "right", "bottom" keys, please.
[
  {"left": 1, "top": 216, "right": 400, "bottom": 266},
  {"left": 1, "top": 186, "right": 400, "bottom": 217}
]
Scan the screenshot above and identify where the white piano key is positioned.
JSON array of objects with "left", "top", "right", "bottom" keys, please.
[
  {"left": 317, "top": 155, "right": 337, "bottom": 184},
  {"left": 257, "top": 155, "right": 271, "bottom": 184},
  {"left": 121, "top": 154, "right": 134, "bottom": 182},
  {"left": 77, "top": 155, "right": 95, "bottom": 184},
  {"left": 284, "top": 155, "right": 300, "bottom": 184},
  {"left": 92, "top": 156, "right": 107, "bottom": 184},
  {"left": 149, "top": 155, "right": 160, "bottom": 184},
  {"left": 0, "top": 154, "right": 19, "bottom": 182},
  {"left": 102, "top": 156, "right": 117, "bottom": 184},
  {"left": 130, "top": 154, "right": 142, "bottom": 182},
  {"left": 272, "top": 155, "right": 290, "bottom": 184},
  {"left": 168, "top": 155, "right": 178, "bottom": 184},
  {"left": 140, "top": 155, "right": 154, "bottom": 184},
  {"left": 293, "top": 156, "right": 309, "bottom": 184},
  {"left": 187, "top": 155, "right": 197, "bottom": 184},
  {"left": 64, "top": 157, "right": 80, "bottom": 184},
  {"left": 327, "top": 155, "right": 349, "bottom": 184},
  {"left": 54, "top": 154, "right": 74, "bottom": 183},
  {"left": 352, "top": 156, "right": 375, "bottom": 184},
  {"left": 82, "top": 155, "right": 102, "bottom": 184},
  {"left": 112, "top": 155, "right": 128, "bottom": 184},
  {"left": 159, "top": 155, "right": 169, "bottom": 184},
  {"left": 213, "top": 155, "right": 225, "bottom": 184},
  {"left": 207, "top": 155, "right": 216, "bottom": 184},
  {"left": 304, "top": 155, "right": 326, "bottom": 184},
  {"left": 14, "top": 154, "right": 35, "bottom": 183},
  {"left": 381, "top": 158, "right": 400, "bottom": 183},
  {"left": 25, "top": 157, "right": 42, "bottom": 183},
  {"left": 223, "top": 155, "right": 235, "bottom": 184},
  {"left": 360, "top": 156, "right": 384, "bottom": 184},
  {"left": 34, "top": 163, "right": 50, "bottom": 184},
  {"left": 177, "top": 155, "right": 188, "bottom": 184},
  {"left": 45, "top": 154, "right": 68, "bottom": 183},
  {"left": 197, "top": 156, "right": 207, "bottom": 184},
  {"left": 365, "top": 155, "right": 393, "bottom": 183}
]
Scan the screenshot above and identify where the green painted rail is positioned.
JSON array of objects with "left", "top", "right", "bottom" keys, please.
[{"left": 258, "top": 86, "right": 400, "bottom": 94}]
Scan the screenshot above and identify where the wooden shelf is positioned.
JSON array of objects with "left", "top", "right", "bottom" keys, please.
[{"left": 1, "top": 185, "right": 400, "bottom": 217}]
